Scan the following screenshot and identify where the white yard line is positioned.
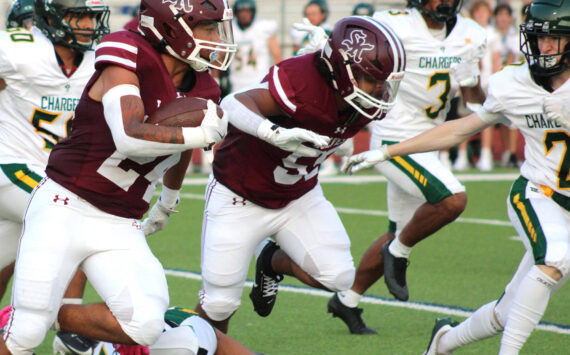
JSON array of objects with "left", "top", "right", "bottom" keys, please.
[
  {"left": 182, "top": 173, "right": 519, "bottom": 186},
  {"left": 164, "top": 268, "right": 570, "bottom": 335}
]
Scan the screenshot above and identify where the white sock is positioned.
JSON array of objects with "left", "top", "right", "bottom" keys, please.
[
  {"left": 337, "top": 290, "right": 361, "bottom": 308},
  {"left": 480, "top": 147, "right": 492, "bottom": 160},
  {"left": 499, "top": 266, "right": 556, "bottom": 355},
  {"left": 457, "top": 148, "right": 468, "bottom": 161},
  {"left": 439, "top": 301, "right": 502, "bottom": 353},
  {"left": 388, "top": 237, "right": 411, "bottom": 258}
]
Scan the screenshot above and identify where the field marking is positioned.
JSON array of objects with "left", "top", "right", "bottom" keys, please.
[
  {"left": 182, "top": 173, "right": 519, "bottom": 186},
  {"left": 175, "top": 193, "right": 513, "bottom": 228},
  {"left": 164, "top": 268, "right": 570, "bottom": 335}
]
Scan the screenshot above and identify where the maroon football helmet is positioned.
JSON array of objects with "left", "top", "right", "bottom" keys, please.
[
  {"left": 138, "top": 0, "right": 237, "bottom": 71},
  {"left": 320, "top": 16, "right": 406, "bottom": 119}
]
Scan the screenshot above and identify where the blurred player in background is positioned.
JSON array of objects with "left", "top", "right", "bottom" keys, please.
[
  {"left": 291, "top": 0, "right": 332, "bottom": 55},
  {"left": 352, "top": 2, "right": 375, "bottom": 17},
  {"left": 229, "top": 0, "right": 282, "bottom": 93},
  {"left": 327, "top": 0, "right": 487, "bottom": 335},
  {"left": 0, "top": 0, "right": 234, "bottom": 353},
  {"left": 0, "top": 0, "right": 111, "bottom": 352}
]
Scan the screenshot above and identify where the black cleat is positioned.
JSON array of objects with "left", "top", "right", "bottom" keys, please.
[
  {"left": 53, "top": 331, "right": 99, "bottom": 355},
  {"left": 381, "top": 240, "right": 409, "bottom": 301},
  {"left": 327, "top": 294, "right": 377, "bottom": 335},
  {"left": 250, "top": 240, "right": 283, "bottom": 317},
  {"left": 423, "top": 317, "right": 458, "bottom": 355}
]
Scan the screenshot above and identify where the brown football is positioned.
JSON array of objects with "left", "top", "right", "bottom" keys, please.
[{"left": 146, "top": 97, "right": 224, "bottom": 127}]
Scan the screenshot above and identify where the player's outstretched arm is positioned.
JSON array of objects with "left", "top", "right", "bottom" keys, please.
[
  {"left": 342, "top": 113, "right": 490, "bottom": 174},
  {"left": 221, "top": 87, "right": 330, "bottom": 157}
]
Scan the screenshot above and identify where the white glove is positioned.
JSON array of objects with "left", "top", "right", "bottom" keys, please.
[
  {"left": 334, "top": 138, "right": 354, "bottom": 157},
  {"left": 200, "top": 100, "right": 229, "bottom": 148},
  {"left": 544, "top": 95, "right": 570, "bottom": 129},
  {"left": 450, "top": 61, "right": 479, "bottom": 87},
  {"left": 293, "top": 18, "right": 328, "bottom": 56},
  {"left": 341, "top": 145, "right": 391, "bottom": 174},
  {"left": 257, "top": 119, "right": 330, "bottom": 157},
  {"left": 142, "top": 199, "right": 178, "bottom": 236}
]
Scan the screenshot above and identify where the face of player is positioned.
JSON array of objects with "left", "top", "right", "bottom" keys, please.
[
  {"left": 424, "top": 0, "right": 453, "bottom": 14},
  {"left": 356, "top": 75, "right": 386, "bottom": 99},
  {"left": 304, "top": 4, "right": 326, "bottom": 26},
  {"left": 236, "top": 9, "right": 254, "bottom": 28},
  {"left": 538, "top": 35, "right": 570, "bottom": 65},
  {"left": 193, "top": 21, "right": 225, "bottom": 62},
  {"left": 63, "top": 12, "right": 97, "bottom": 45}
]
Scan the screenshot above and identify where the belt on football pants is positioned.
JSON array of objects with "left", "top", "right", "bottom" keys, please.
[{"left": 540, "top": 185, "right": 570, "bottom": 212}]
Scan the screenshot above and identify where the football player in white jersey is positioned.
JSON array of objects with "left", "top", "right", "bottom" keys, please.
[
  {"left": 0, "top": 0, "right": 110, "bottom": 353},
  {"left": 228, "top": 0, "right": 282, "bottom": 93},
  {"left": 325, "top": 0, "right": 488, "bottom": 334},
  {"left": 343, "top": 0, "right": 570, "bottom": 352}
]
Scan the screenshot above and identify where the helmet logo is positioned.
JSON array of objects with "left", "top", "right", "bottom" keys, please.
[
  {"left": 341, "top": 29, "right": 374, "bottom": 64},
  {"left": 162, "top": 0, "right": 193, "bottom": 13}
]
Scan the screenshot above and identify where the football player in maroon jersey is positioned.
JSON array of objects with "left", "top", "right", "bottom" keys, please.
[
  {"left": 192, "top": 16, "right": 406, "bottom": 334},
  {"left": 0, "top": 0, "right": 236, "bottom": 353}
]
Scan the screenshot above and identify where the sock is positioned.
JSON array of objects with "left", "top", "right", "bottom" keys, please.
[
  {"left": 457, "top": 148, "right": 468, "bottom": 161},
  {"left": 337, "top": 290, "right": 361, "bottom": 308},
  {"left": 480, "top": 147, "right": 492, "bottom": 160},
  {"left": 388, "top": 237, "right": 411, "bottom": 258},
  {"left": 439, "top": 301, "right": 502, "bottom": 353},
  {"left": 499, "top": 266, "right": 556, "bottom": 355}
]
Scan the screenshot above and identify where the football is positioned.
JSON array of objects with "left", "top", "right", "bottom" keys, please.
[{"left": 146, "top": 97, "right": 224, "bottom": 127}]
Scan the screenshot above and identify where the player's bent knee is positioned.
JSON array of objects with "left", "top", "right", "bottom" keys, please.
[
  {"left": 201, "top": 298, "right": 240, "bottom": 322},
  {"left": 121, "top": 317, "right": 164, "bottom": 346},
  {"left": 5, "top": 310, "right": 52, "bottom": 353},
  {"left": 317, "top": 265, "right": 355, "bottom": 292}
]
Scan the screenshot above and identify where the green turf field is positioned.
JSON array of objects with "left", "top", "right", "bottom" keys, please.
[{"left": 2, "top": 171, "right": 569, "bottom": 354}]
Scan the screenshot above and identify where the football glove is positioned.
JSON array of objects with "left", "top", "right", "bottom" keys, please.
[
  {"left": 293, "top": 18, "right": 329, "bottom": 56},
  {"left": 142, "top": 198, "right": 179, "bottom": 236},
  {"left": 543, "top": 95, "right": 570, "bottom": 129},
  {"left": 334, "top": 138, "right": 354, "bottom": 157},
  {"left": 450, "top": 61, "right": 479, "bottom": 87},
  {"left": 113, "top": 344, "right": 150, "bottom": 355},
  {"left": 341, "top": 145, "right": 391, "bottom": 174},
  {"left": 257, "top": 119, "right": 330, "bottom": 157},
  {"left": 200, "top": 100, "right": 229, "bottom": 149}
]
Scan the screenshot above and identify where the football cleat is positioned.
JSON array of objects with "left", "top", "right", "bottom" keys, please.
[
  {"left": 249, "top": 240, "right": 283, "bottom": 317},
  {"left": 53, "top": 331, "right": 99, "bottom": 355},
  {"left": 423, "top": 317, "right": 458, "bottom": 355},
  {"left": 327, "top": 294, "right": 377, "bottom": 335},
  {"left": 381, "top": 240, "right": 410, "bottom": 301}
]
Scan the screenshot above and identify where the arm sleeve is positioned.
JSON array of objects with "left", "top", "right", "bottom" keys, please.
[{"left": 102, "top": 85, "right": 207, "bottom": 157}]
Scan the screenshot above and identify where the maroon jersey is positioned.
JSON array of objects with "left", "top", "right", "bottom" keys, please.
[
  {"left": 213, "top": 53, "right": 371, "bottom": 209},
  {"left": 47, "top": 31, "right": 220, "bottom": 219}
]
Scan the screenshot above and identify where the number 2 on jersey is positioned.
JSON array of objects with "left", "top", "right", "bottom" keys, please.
[{"left": 544, "top": 131, "right": 570, "bottom": 189}]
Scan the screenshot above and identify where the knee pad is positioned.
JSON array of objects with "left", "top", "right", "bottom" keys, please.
[
  {"left": 108, "top": 289, "right": 166, "bottom": 346},
  {"left": 317, "top": 265, "right": 355, "bottom": 292},
  {"left": 200, "top": 291, "right": 241, "bottom": 322},
  {"left": 5, "top": 308, "right": 52, "bottom": 353},
  {"left": 544, "top": 229, "right": 570, "bottom": 276}
]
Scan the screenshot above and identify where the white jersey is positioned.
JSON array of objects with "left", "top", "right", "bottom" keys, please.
[
  {"left": 372, "top": 8, "right": 487, "bottom": 141},
  {"left": 477, "top": 64, "right": 570, "bottom": 197},
  {"left": 230, "top": 19, "right": 278, "bottom": 92},
  {"left": 0, "top": 26, "right": 93, "bottom": 166}
]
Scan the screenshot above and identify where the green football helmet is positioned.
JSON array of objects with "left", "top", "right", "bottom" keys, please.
[
  {"left": 520, "top": 0, "right": 570, "bottom": 79},
  {"left": 407, "top": 0, "right": 463, "bottom": 23},
  {"left": 34, "top": 0, "right": 110, "bottom": 52},
  {"left": 7, "top": 0, "right": 34, "bottom": 29}
]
